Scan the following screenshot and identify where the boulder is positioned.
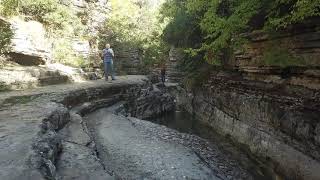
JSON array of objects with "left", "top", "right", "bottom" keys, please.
[
  {"left": 0, "top": 64, "right": 70, "bottom": 91},
  {"left": 125, "top": 85, "right": 175, "bottom": 119},
  {"left": 9, "top": 18, "right": 51, "bottom": 65}
]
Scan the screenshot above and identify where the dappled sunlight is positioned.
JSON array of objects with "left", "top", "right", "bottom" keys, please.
[{"left": 0, "top": 1, "right": 319, "bottom": 180}]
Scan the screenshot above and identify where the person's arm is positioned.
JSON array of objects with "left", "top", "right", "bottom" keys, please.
[{"left": 110, "top": 49, "right": 115, "bottom": 57}]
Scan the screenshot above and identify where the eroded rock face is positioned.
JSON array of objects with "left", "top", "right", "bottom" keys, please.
[
  {"left": 4, "top": 0, "right": 110, "bottom": 66},
  {"left": 0, "top": 64, "right": 71, "bottom": 91},
  {"left": 125, "top": 83, "right": 175, "bottom": 119},
  {"left": 9, "top": 19, "right": 51, "bottom": 65},
  {"left": 232, "top": 19, "right": 320, "bottom": 68},
  {"left": 0, "top": 75, "right": 148, "bottom": 180},
  {"left": 71, "top": 40, "right": 91, "bottom": 58},
  {"left": 172, "top": 71, "right": 320, "bottom": 180},
  {"left": 167, "top": 46, "right": 184, "bottom": 83},
  {"left": 70, "top": 0, "right": 111, "bottom": 59},
  {"left": 115, "top": 48, "right": 143, "bottom": 75},
  {"left": 86, "top": 0, "right": 110, "bottom": 36},
  {"left": 30, "top": 103, "right": 70, "bottom": 179}
]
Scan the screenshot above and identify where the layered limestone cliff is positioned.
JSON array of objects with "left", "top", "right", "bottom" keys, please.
[
  {"left": 3, "top": 0, "right": 110, "bottom": 66},
  {"left": 174, "top": 70, "right": 320, "bottom": 180},
  {"left": 234, "top": 19, "right": 320, "bottom": 68},
  {"left": 115, "top": 48, "right": 142, "bottom": 75},
  {"left": 171, "top": 21, "right": 320, "bottom": 180},
  {"left": 0, "top": 0, "right": 110, "bottom": 90},
  {"left": 166, "top": 46, "right": 184, "bottom": 83}
]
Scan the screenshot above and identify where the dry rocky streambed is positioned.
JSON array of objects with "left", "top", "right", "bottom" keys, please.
[{"left": 0, "top": 76, "right": 281, "bottom": 180}]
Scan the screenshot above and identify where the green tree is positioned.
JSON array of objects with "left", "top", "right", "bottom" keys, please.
[
  {"left": 161, "top": 0, "right": 320, "bottom": 64},
  {"left": 98, "top": 0, "right": 167, "bottom": 68}
]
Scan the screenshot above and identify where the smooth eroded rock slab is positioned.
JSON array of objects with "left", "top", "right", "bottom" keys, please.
[{"left": 86, "top": 108, "right": 219, "bottom": 180}]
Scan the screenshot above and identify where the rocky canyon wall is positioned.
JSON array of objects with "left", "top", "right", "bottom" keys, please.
[
  {"left": 233, "top": 19, "right": 320, "bottom": 68},
  {"left": 0, "top": 0, "right": 111, "bottom": 90},
  {"left": 115, "top": 48, "right": 142, "bottom": 75},
  {"left": 175, "top": 71, "right": 319, "bottom": 180},
  {"left": 2, "top": 0, "right": 110, "bottom": 66},
  {"left": 172, "top": 21, "right": 320, "bottom": 180},
  {"left": 166, "top": 46, "right": 184, "bottom": 83}
]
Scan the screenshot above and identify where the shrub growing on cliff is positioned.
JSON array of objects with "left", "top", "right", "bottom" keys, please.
[
  {"left": 161, "top": 0, "right": 320, "bottom": 64},
  {"left": 0, "top": 0, "right": 85, "bottom": 34},
  {"left": 53, "top": 39, "right": 88, "bottom": 67},
  {"left": 0, "top": 19, "right": 13, "bottom": 54},
  {"left": 0, "top": 0, "right": 58, "bottom": 19},
  {"left": 19, "top": 0, "right": 58, "bottom": 21}
]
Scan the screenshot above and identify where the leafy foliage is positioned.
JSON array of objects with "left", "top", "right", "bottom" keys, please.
[
  {"left": 98, "top": 0, "right": 168, "bottom": 68},
  {"left": 161, "top": 0, "right": 320, "bottom": 64},
  {"left": 160, "top": 1, "right": 202, "bottom": 48},
  {"left": 0, "top": 0, "right": 85, "bottom": 34},
  {"left": 0, "top": 0, "right": 87, "bottom": 66},
  {"left": 159, "top": 0, "right": 319, "bottom": 87},
  {"left": 19, "top": 0, "right": 58, "bottom": 21},
  {"left": 0, "top": 19, "right": 13, "bottom": 54},
  {"left": 266, "top": 0, "right": 320, "bottom": 29},
  {"left": 52, "top": 39, "right": 88, "bottom": 68}
]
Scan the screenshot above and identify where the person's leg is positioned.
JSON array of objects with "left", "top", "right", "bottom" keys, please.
[
  {"left": 110, "top": 61, "right": 115, "bottom": 80},
  {"left": 104, "top": 61, "right": 109, "bottom": 80},
  {"left": 161, "top": 75, "right": 165, "bottom": 83}
]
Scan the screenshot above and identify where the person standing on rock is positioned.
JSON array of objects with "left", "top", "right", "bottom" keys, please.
[{"left": 102, "top": 44, "right": 116, "bottom": 81}]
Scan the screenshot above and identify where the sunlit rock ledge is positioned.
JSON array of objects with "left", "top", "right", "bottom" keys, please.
[{"left": 0, "top": 75, "right": 148, "bottom": 180}]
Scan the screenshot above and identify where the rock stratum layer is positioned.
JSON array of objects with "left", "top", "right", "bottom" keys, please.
[
  {"left": 173, "top": 69, "right": 320, "bottom": 180},
  {"left": 166, "top": 19, "right": 320, "bottom": 180}
]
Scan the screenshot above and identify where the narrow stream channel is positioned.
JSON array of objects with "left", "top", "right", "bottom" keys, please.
[
  {"left": 82, "top": 103, "right": 280, "bottom": 180},
  {"left": 149, "top": 110, "right": 277, "bottom": 180}
]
